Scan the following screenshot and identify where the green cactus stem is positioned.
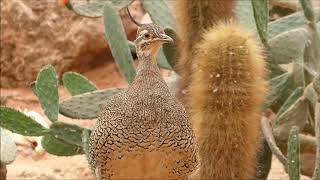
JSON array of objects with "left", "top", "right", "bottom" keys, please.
[{"left": 287, "top": 126, "right": 300, "bottom": 180}]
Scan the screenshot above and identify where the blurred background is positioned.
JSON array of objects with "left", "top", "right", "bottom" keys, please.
[{"left": 0, "top": 0, "right": 319, "bottom": 179}]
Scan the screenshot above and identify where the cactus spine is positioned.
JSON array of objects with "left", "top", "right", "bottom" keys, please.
[
  {"left": 175, "top": 0, "right": 266, "bottom": 179},
  {"left": 186, "top": 22, "right": 266, "bottom": 179},
  {"left": 175, "top": 0, "right": 235, "bottom": 102}
]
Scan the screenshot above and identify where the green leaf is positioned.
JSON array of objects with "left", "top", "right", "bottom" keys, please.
[
  {"left": 50, "top": 122, "right": 86, "bottom": 147},
  {"left": 59, "top": 88, "right": 125, "bottom": 119},
  {"left": 299, "top": 0, "right": 315, "bottom": 21},
  {"left": 42, "top": 134, "right": 83, "bottom": 156},
  {"left": 163, "top": 28, "right": 177, "bottom": 69},
  {"left": 68, "top": 0, "right": 132, "bottom": 18},
  {"left": 275, "top": 87, "right": 304, "bottom": 122},
  {"left": 235, "top": 0, "right": 257, "bottom": 33},
  {"left": 35, "top": 65, "right": 59, "bottom": 122},
  {"left": 143, "top": 0, "right": 175, "bottom": 29},
  {"left": 251, "top": 0, "right": 268, "bottom": 46},
  {"left": 0, "top": 106, "right": 49, "bottom": 136},
  {"left": 103, "top": 5, "right": 136, "bottom": 84},
  {"left": 63, "top": 72, "right": 97, "bottom": 96},
  {"left": 265, "top": 73, "right": 296, "bottom": 113},
  {"left": 268, "top": 28, "right": 310, "bottom": 64},
  {"left": 268, "top": 8, "right": 320, "bottom": 38},
  {"left": 287, "top": 126, "right": 300, "bottom": 180}
]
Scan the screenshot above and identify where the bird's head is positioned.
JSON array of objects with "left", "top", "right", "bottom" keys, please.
[{"left": 134, "top": 24, "right": 173, "bottom": 59}]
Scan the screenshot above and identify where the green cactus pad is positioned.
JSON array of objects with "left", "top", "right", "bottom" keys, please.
[
  {"left": 42, "top": 134, "right": 83, "bottom": 156},
  {"left": 128, "top": 41, "right": 136, "bottom": 55},
  {"left": 163, "top": 28, "right": 177, "bottom": 69},
  {"left": 50, "top": 122, "right": 87, "bottom": 147},
  {"left": 299, "top": 0, "right": 315, "bottom": 22},
  {"left": 269, "top": 28, "right": 310, "bottom": 64},
  {"left": 268, "top": 8, "right": 320, "bottom": 38},
  {"left": 266, "top": 62, "right": 287, "bottom": 80},
  {"left": 156, "top": 48, "right": 172, "bottom": 70},
  {"left": 235, "top": 0, "right": 257, "bottom": 33},
  {"left": 274, "top": 97, "right": 308, "bottom": 140},
  {"left": 35, "top": 65, "right": 59, "bottom": 122},
  {"left": 313, "top": 73, "right": 320, "bottom": 95},
  {"left": 82, "top": 129, "right": 92, "bottom": 167},
  {"left": 251, "top": 0, "right": 268, "bottom": 46},
  {"left": 142, "top": 0, "right": 175, "bottom": 29},
  {"left": 63, "top": 72, "right": 97, "bottom": 96},
  {"left": 304, "top": 83, "right": 318, "bottom": 108},
  {"left": 68, "top": 0, "right": 131, "bottom": 18},
  {"left": 287, "top": 126, "right": 300, "bottom": 180},
  {"left": 59, "top": 88, "right": 126, "bottom": 119},
  {"left": 265, "top": 73, "right": 296, "bottom": 113},
  {"left": 0, "top": 106, "right": 49, "bottom": 136},
  {"left": 275, "top": 87, "right": 304, "bottom": 124},
  {"left": 103, "top": 4, "right": 136, "bottom": 84},
  {"left": 0, "top": 128, "right": 17, "bottom": 165}
]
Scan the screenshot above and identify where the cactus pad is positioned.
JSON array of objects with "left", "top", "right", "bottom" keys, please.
[
  {"left": 42, "top": 134, "right": 83, "bottom": 156},
  {"left": 269, "top": 28, "right": 310, "bottom": 64},
  {"left": 63, "top": 72, "right": 97, "bottom": 96},
  {"left": 103, "top": 4, "right": 136, "bottom": 83},
  {"left": 59, "top": 88, "right": 125, "bottom": 119},
  {"left": 0, "top": 106, "right": 49, "bottom": 136},
  {"left": 274, "top": 97, "right": 308, "bottom": 139},
  {"left": 35, "top": 65, "right": 59, "bottom": 122},
  {"left": 163, "top": 28, "right": 177, "bottom": 69},
  {"left": 142, "top": 0, "right": 175, "bottom": 29},
  {"left": 252, "top": 0, "right": 268, "bottom": 46},
  {"left": 275, "top": 87, "right": 304, "bottom": 122},
  {"left": 50, "top": 122, "right": 87, "bottom": 147},
  {"left": 265, "top": 73, "right": 296, "bottom": 112},
  {"left": 268, "top": 8, "right": 320, "bottom": 38}
]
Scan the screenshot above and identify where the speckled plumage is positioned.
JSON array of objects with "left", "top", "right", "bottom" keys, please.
[{"left": 88, "top": 24, "right": 198, "bottom": 180}]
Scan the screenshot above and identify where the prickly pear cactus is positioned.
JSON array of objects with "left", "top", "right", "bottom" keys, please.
[{"left": 0, "top": 128, "right": 17, "bottom": 165}]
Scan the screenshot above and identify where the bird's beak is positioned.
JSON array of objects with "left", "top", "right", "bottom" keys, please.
[{"left": 159, "top": 34, "right": 173, "bottom": 43}]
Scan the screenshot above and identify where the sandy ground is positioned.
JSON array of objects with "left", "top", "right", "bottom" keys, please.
[{"left": 1, "top": 61, "right": 311, "bottom": 180}]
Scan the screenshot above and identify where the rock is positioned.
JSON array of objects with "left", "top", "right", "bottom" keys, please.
[
  {"left": 269, "top": 0, "right": 320, "bottom": 11},
  {"left": 0, "top": 0, "right": 144, "bottom": 88}
]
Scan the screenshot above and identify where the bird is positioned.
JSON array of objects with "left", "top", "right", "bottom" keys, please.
[{"left": 88, "top": 9, "right": 198, "bottom": 180}]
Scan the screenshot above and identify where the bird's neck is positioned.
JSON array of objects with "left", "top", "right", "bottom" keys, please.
[{"left": 136, "top": 51, "right": 159, "bottom": 74}]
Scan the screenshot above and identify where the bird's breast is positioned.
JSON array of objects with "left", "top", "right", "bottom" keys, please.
[{"left": 107, "top": 149, "right": 184, "bottom": 180}]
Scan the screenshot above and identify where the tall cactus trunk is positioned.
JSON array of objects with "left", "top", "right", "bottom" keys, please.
[{"left": 174, "top": 0, "right": 236, "bottom": 103}]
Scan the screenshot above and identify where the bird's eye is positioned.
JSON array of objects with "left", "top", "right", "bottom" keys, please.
[{"left": 144, "top": 33, "right": 150, "bottom": 39}]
